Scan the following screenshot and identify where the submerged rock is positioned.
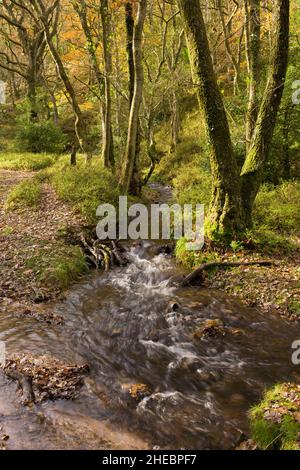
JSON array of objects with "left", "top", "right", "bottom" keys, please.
[
  {"left": 193, "top": 319, "right": 226, "bottom": 339},
  {"left": 127, "top": 383, "right": 152, "bottom": 402}
]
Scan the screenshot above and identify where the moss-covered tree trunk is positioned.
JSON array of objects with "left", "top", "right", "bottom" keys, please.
[
  {"left": 100, "top": 0, "right": 114, "bottom": 169},
  {"left": 244, "top": 0, "right": 261, "bottom": 150},
  {"left": 123, "top": 2, "right": 141, "bottom": 195},
  {"left": 241, "top": 0, "right": 290, "bottom": 223},
  {"left": 176, "top": 0, "right": 244, "bottom": 240},
  {"left": 177, "top": 0, "right": 290, "bottom": 239},
  {"left": 120, "top": 0, "right": 147, "bottom": 194}
]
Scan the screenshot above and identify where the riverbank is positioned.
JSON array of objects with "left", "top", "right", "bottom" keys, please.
[
  {"left": 205, "top": 250, "right": 300, "bottom": 322},
  {"left": 0, "top": 169, "right": 88, "bottom": 321}
]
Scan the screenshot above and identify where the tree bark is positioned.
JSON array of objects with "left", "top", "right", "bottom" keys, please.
[
  {"left": 244, "top": 0, "right": 261, "bottom": 150},
  {"left": 241, "top": 0, "right": 290, "bottom": 222},
  {"left": 100, "top": 0, "right": 114, "bottom": 169},
  {"left": 176, "top": 0, "right": 244, "bottom": 240},
  {"left": 125, "top": 2, "right": 135, "bottom": 104},
  {"left": 120, "top": 0, "right": 147, "bottom": 194},
  {"left": 177, "top": 0, "right": 290, "bottom": 239}
]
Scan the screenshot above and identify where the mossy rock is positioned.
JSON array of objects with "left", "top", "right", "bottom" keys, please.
[
  {"left": 193, "top": 319, "right": 226, "bottom": 340},
  {"left": 128, "top": 383, "right": 152, "bottom": 402},
  {"left": 249, "top": 383, "right": 300, "bottom": 450}
]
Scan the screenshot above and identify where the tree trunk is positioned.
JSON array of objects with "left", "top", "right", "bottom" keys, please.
[
  {"left": 123, "top": 1, "right": 141, "bottom": 195},
  {"left": 244, "top": 0, "right": 261, "bottom": 150},
  {"left": 70, "top": 146, "right": 77, "bottom": 166},
  {"left": 217, "top": 0, "right": 241, "bottom": 95},
  {"left": 241, "top": 0, "right": 290, "bottom": 222},
  {"left": 41, "top": 17, "right": 91, "bottom": 163},
  {"left": 176, "top": 0, "right": 244, "bottom": 240},
  {"left": 120, "top": 0, "right": 147, "bottom": 194},
  {"left": 125, "top": 2, "right": 135, "bottom": 104},
  {"left": 27, "top": 57, "right": 38, "bottom": 122},
  {"left": 100, "top": 0, "right": 114, "bottom": 169},
  {"left": 282, "top": 104, "right": 292, "bottom": 180},
  {"left": 170, "top": 89, "right": 180, "bottom": 153}
]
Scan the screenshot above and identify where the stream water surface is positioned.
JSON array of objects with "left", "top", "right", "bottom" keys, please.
[{"left": 0, "top": 241, "right": 299, "bottom": 449}]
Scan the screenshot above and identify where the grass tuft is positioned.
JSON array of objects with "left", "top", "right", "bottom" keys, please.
[
  {"left": 249, "top": 383, "right": 300, "bottom": 450},
  {"left": 49, "top": 155, "right": 120, "bottom": 222},
  {"left": 25, "top": 244, "right": 88, "bottom": 290},
  {"left": 5, "top": 179, "right": 42, "bottom": 210}
]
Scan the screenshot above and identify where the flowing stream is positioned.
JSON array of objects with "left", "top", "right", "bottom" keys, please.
[{"left": 0, "top": 240, "right": 299, "bottom": 449}]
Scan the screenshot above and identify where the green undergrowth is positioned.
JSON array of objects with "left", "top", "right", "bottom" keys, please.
[
  {"left": 25, "top": 242, "right": 88, "bottom": 290},
  {"left": 175, "top": 238, "right": 220, "bottom": 270},
  {"left": 254, "top": 181, "right": 300, "bottom": 235},
  {"left": 39, "top": 155, "right": 120, "bottom": 223},
  {"left": 0, "top": 152, "right": 56, "bottom": 171},
  {"left": 153, "top": 111, "right": 212, "bottom": 208},
  {"left": 173, "top": 179, "right": 300, "bottom": 264},
  {"left": 249, "top": 383, "right": 300, "bottom": 450},
  {"left": 5, "top": 178, "right": 42, "bottom": 210}
]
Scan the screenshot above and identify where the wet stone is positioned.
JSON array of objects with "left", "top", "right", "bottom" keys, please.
[
  {"left": 193, "top": 319, "right": 226, "bottom": 339},
  {"left": 128, "top": 384, "right": 152, "bottom": 402}
]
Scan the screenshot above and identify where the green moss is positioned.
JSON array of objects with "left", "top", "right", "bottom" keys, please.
[
  {"left": 0, "top": 225, "right": 14, "bottom": 236},
  {"left": 25, "top": 244, "right": 88, "bottom": 290},
  {"left": 5, "top": 179, "right": 42, "bottom": 210},
  {"left": 249, "top": 383, "right": 300, "bottom": 450},
  {"left": 172, "top": 162, "right": 211, "bottom": 207},
  {"left": 288, "top": 300, "right": 300, "bottom": 316}
]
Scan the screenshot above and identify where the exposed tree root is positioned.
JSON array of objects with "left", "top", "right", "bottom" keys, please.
[{"left": 79, "top": 234, "right": 128, "bottom": 270}]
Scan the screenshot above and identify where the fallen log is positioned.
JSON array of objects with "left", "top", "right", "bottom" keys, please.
[{"left": 181, "top": 261, "right": 273, "bottom": 286}]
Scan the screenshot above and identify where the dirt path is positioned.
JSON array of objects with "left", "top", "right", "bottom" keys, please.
[{"left": 0, "top": 169, "right": 84, "bottom": 315}]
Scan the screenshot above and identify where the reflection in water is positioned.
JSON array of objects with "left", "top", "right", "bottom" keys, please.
[{"left": 0, "top": 241, "right": 299, "bottom": 449}]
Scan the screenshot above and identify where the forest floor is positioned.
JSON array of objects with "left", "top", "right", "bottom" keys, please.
[
  {"left": 205, "top": 249, "right": 300, "bottom": 322},
  {"left": 0, "top": 169, "right": 85, "bottom": 324}
]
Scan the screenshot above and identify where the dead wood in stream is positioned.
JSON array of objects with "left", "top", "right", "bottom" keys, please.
[
  {"left": 60, "top": 225, "right": 129, "bottom": 271},
  {"left": 79, "top": 235, "right": 129, "bottom": 270},
  {"left": 181, "top": 261, "right": 273, "bottom": 287},
  {"left": 2, "top": 354, "right": 89, "bottom": 405}
]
